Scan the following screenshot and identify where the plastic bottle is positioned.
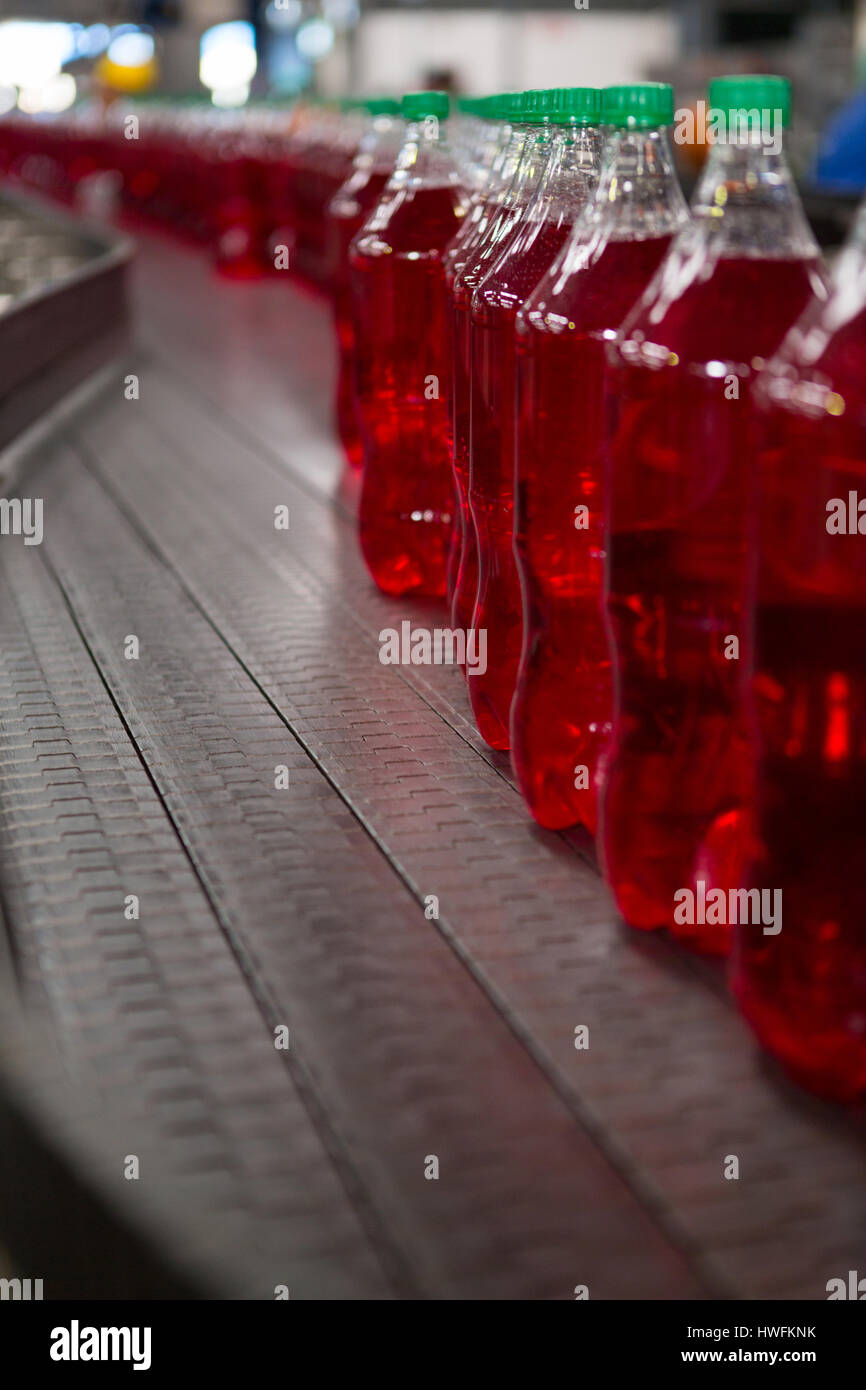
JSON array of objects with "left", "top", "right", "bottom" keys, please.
[
  {"left": 350, "top": 92, "right": 467, "bottom": 595},
  {"left": 512, "top": 83, "right": 688, "bottom": 831},
  {"left": 468, "top": 88, "right": 603, "bottom": 750},
  {"left": 326, "top": 98, "right": 403, "bottom": 470},
  {"left": 211, "top": 115, "right": 265, "bottom": 280},
  {"left": 447, "top": 92, "right": 528, "bottom": 629},
  {"left": 452, "top": 95, "right": 502, "bottom": 204},
  {"left": 601, "top": 75, "right": 827, "bottom": 952},
  {"left": 732, "top": 200, "right": 866, "bottom": 1101},
  {"left": 443, "top": 94, "right": 513, "bottom": 604}
]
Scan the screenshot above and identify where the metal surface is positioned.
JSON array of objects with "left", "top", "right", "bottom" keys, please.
[
  {"left": 0, "top": 234, "right": 864, "bottom": 1300},
  {"left": 0, "top": 188, "right": 132, "bottom": 456}
]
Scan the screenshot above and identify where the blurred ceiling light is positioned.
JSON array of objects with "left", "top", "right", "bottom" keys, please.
[
  {"left": 295, "top": 17, "right": 334, "bottom": 60},
  {"left": 97, "top": 28, "right": 158, "bottom": 94},
  {"left": 19, "top": 72, "right": 77, "bottom": 114},
  {"left": 107, "top": 32, "right": 155, "bottom": 68},
  {"left": 0, "top": 85, "right": 16, "bottom": 116},
  {"left": 84, "top": 23, "right": 111, "bottom": 56},
  {"left": 44, "top": 73, "right": 78, "bottom": 111},
  {"left": 0, "top": 21, "right": 76, "bottom": 89},
  {"left": 211, "top": 83, "right": 250, "bottom": 108},
  {"left": 264, "top": 0, "right": 303, "bottom": 31},
  {"left": 200, "top": 21, "right": 257, "bottom": 94}
]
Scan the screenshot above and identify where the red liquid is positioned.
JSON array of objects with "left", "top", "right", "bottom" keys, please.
[
  {"left": 450, "top": 188, "right": 527, "bottom": 640},
  {"left": 351, "top": 181, "right": 466, "bottom": 595},
  {"left": 260, "top": 148, "right": 297, "bottom": 275},
  {"left": 212, "top": 150, "right": 265, "bottom": 281},
  {"left": 512, "top": 235, "right": 673, "bottom": 829},
  {"left": 290, "top": 128, "right": 358, "bottom": 290},
  {"left": 450, "top": 288, "right": 480, "bottom": 634},
  {"left": 442, "top": 198, "right": 488, "bottom": 608},
  {"left": 732, "top": 291, "right": 866, "bottom": 1100},
  {"left": 468, "top": 219, "right": 575, "bottom": 749},
  {"left": 603, "top": 255, "right": 825, "bottom": 952},
  {"left": 327, "top": 167, "right": 390, "bottom": 468}
]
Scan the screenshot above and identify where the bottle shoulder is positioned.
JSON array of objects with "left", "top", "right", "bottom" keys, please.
[
  {"left": 520, "top": 231, "right": 677, "bottom": 338},
  {"left": 762, "top": 261, "right": 866, "bottom": 408},
  {"left": 473, "top": 210, "right": 575, "bottom": 309},
  {"left": 613, "top": 239, "right": 829, "bottom": 367},
  {"left": 351, "top": 180, "right": 467, "bottom": 258}
]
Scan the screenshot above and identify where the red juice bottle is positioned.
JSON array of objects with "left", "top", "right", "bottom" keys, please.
[
  {"left": 601, "top": 75, "right": 828, "bottom": 952},
  {"left": 731, "top": 202, "right": 866, "bottom": 1101},
  {"left": 290, "top": 101, "right": 360, "bottom": 289},
  {"left": 452, "top": 90, "right": 555, "bottom": 746},
  {"left": 512, "top": 83, "right": 688, "bottom": 831},
  {"left": 257, "top": 107, "right": 299, "bottom": 274},
  {"left": 320, "top": 104, "right": 367, "bottom": 291},
  {"left": 443, "top": 94, "right": 524, "bottom": 289},
  {"left": 469, "top": 87, "right": 603, "bottom": 751},
  {"left": 448, "top": 92, "right": 529, "bottom": 632},
  {"left": 326, "top": 98, "right": 403, "bottom": 470},
  {"left": 350, "top": 92, "right": 468, "bottom": 596},
  {"left": 211, "top": 120, "right": 265, "bottom": 281},
  {"left": 443, "top": 94, "right": 515, "bottom": 606}
]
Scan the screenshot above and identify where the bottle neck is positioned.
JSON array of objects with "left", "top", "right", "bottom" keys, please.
[
  {"left": 488, "top": 123, "right": 528, "bottom": 194},
  {"left": 590, "top": 126, "right": 689, "bottom": 239},
  {"left": 508, "top": 120, "right": 557, "bottom": 207},
  {"left": 525, "top": 123, "right": 603, "bottom": 223},
  {"left": 458, "top": 114, "right": 503, "bottom": 192},
  {"left": 393, "top": 117, "right": 461, "bottom": 187},
  {"left": 356, "top": 115, "right": 403, "bottom": 173},
  {"left": 691, "top": 136, "right": 819, "bottom": 258}
]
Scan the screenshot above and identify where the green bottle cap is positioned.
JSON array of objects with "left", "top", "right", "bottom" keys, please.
[
  {"left": 707, "top": 74, "right": 790, "bottom": 131},
  {"left": 522, "top": 88, "right": 559, "bottom": 123},
  {"left": 485, "top": 91, "right": 523, "bottom": 122},
  {"left": 364, "top": 96, "right": 400, "bottom": 117},
  {"left": 551, "top": 86, "right": 601, "bottom": 126},
  {"left": 602, "top": 82, "right": 675, "bottom": 129},
  {"left": 401, "top": 90, "right": 450, "bottom": 121},
  {"left": 503, "top": 91, "right": 526, "bottom": 122}
]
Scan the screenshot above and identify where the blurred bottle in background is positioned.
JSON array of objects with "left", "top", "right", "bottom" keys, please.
[
  {"left": 327, "top": 97, "right": 403, "bottom": 470},
  {"left": 350, "top": 91, "right": 467, "bottom": 596}
]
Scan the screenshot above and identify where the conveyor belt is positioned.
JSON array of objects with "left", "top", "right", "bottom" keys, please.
[{"left": 1, "top": 235, "right": 864, "bottom": 1299}]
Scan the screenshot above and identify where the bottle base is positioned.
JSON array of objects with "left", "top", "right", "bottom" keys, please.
[{"left": 734, "top": 984, "right": 866, "bottom": 1103}]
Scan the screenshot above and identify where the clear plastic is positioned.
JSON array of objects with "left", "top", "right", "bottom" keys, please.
[
  {"left": 512, "top": 123, "right": 689, "bottom": 827},
  {"left": 350, "top": 113, "right": 468, "bottom": 595},
  {"left": 327, "top": 111, "right": 404, "bottom": 469},
  {"left": 466, "top": 119, "right": 603, "bottom": 750},
  {"left": 448, "top": 113, "right": 557, "bottom": 697},
  {"left": 732, "top": 197, "right": 866, "bottom": 1098},
  {"left": 601, "top": 116, "right": 828, "bottom": 952}
]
